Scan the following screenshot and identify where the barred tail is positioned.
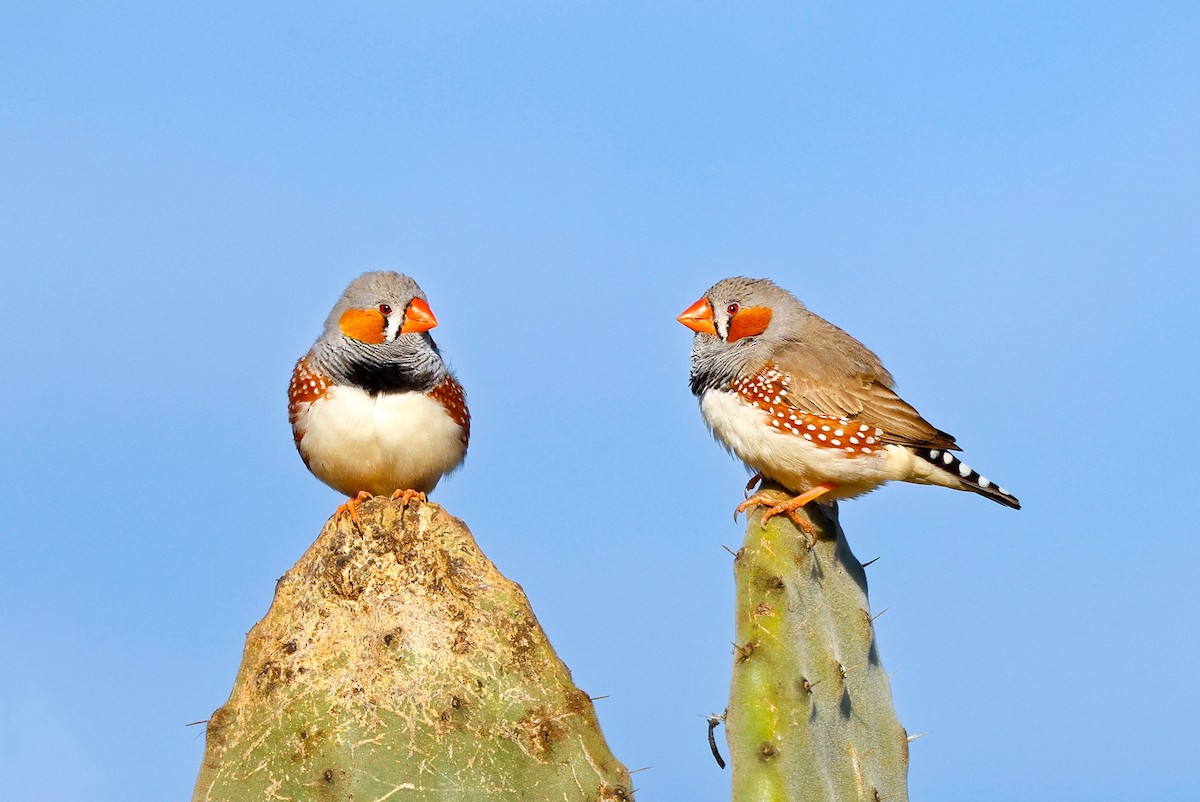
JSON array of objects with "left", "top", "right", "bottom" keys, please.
[{"left": 916, "top": 447, "right": 1020, "bottom": 510}]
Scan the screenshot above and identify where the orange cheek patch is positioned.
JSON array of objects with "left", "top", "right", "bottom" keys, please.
[
  {"left": 727, "top": 306, "right": 772, "bottom": 342},
  {"left": 338, "top": 309, "right": 387, "bottom": 343}
]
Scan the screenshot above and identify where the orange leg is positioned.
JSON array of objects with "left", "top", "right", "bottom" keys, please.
[
  {"left": 736, "top": 482, "right": 837, "bottom": 532},
  {"left": 335, "top": 490, "right": 374, "bottom": 526},
  {"left": 389, "top": 488, "right": 427, "bottom": 506}
]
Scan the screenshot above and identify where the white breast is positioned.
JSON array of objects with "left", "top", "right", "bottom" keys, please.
[
  {"left": 295, "top": 385, "right": 467, "bottom": 497},
  {"left": 698, "top": 389, "right": 902, "bottom": 500}
]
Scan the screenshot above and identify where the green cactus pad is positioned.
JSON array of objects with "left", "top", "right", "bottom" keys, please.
[
  {"left": 726, "top": 485, "right": 909, "bottom": 802},
  {"left": 193, "top": 498, "right": 632, "bottom": 802}
]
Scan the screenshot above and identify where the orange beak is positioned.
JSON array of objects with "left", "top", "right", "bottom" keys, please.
[
  {"left": 677, "top": 298, "right": 717, "bottom": 335},
  {"left": 400, "top": 298, "right": 438, "bottom": 333}
]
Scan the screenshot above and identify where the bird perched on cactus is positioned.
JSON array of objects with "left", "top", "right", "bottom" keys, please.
[
  {"left": 678, "top": 276, "right": 1018, "bottom": 526},
  {"left": 289, "top": 271, "right": 470, "bottom": 521}
]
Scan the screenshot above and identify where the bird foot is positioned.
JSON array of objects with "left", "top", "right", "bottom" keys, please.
[
  {"left": 743, "top": 472, "right": 764, "bottom": 498},
  {"left": 335, "top": 491, "right": 374, "bottom": 527},
  {"left": 389, "top": 489, "right": 427, "bottom": 506},
  {"left": 735, "top": 482, "right": 837, "bottom": 536}
]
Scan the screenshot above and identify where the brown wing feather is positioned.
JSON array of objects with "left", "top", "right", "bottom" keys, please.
[{"left": 767, "top": 321, "right": 959, "bottom": 451}]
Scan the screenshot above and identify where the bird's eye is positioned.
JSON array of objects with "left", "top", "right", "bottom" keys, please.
[
  {"left": 726, "top": 303, "right": 740, "bottom": 316},
  {"left": 378, "top": 303, "right": 392, "bottom": 316}
]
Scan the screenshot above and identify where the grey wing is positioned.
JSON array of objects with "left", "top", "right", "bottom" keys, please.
[{"left": 768, "top": 330, "right": 960, "bottom": 451}]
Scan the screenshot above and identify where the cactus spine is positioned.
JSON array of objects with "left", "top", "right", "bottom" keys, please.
[
  {"left": 726, "top": 484, "right": 909, "bottom": 801},
  {"left": 193, "top": 498, "right": 632, "bottom": 802}
]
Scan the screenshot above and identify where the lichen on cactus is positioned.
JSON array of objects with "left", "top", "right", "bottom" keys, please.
[
  {"left": 726, "top": 483, "right": 909, "bottom": 802},
  {"left": 193, "top": 497, "right": 632, "bottom": 802}
]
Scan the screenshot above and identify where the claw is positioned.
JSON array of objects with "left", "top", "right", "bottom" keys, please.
[
  {"left": 734, "top": 482, "right": 837, "bottom": 538},
  {"left": 743, "top": 473, "right": 764, "bottom": 498},
  {"left": 335, "top": 491, "right": 374, "bottom": 527},
  {"left": 389, "top": 488, "right": 427, "bottom": 506}
]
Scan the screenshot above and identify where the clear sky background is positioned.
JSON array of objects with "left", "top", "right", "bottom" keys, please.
[{"left": 2, "top": 3, "right": 1198, "bottom": 800}]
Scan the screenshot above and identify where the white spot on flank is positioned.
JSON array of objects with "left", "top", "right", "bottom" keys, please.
[
  {"left": 849, "top": 436, "right": 859, "bottom": 444},
  {"left": 818, "top": 433, "right": 827, "bottom": 441},
  {"left": 978, "top": 476, "right": 991, "bottom": 488},
  {"left": 929, "top": 449, "right": 940, "bottom": 460},
  {"left": 831, "top": 439, "right": 841, "bottom": 446},
  {"left": 804, "top": 433, "right": 813, "bottom": 440},
  {"left": 958, "top": 462, "right": 972, "bottom": 477},
  {"left": 807, "top": 424, "right": 816, "bottom": 431},
  {"left": 834, "top": 428, "right": 844, "bottom": 436},
  {"left": 821, "top": 425, "right": 830, "bottom": 431},
  {"left": 942, "top": 452, "right": 954, "bottom": 465}
]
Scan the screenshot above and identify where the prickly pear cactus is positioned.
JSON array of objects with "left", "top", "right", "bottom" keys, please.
[
  {"left": 193, "top": 498, "right": 632, "bottom": 802},
  {"left": 726, "top": 484, "right": 909, "bottom": 802}
]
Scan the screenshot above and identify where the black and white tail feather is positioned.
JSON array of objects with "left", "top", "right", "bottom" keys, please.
[{"left": 915, "top": 448, "right": 1021, "bottom": 510}]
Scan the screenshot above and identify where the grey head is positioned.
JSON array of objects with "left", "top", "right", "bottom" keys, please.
[
  {"left": 679, "top": 275, "right": 892, "bottom": 395},
  {"left": 678, "top": 276, "right": 811, "bottom": 394},
  {"left": 310, "top": 271, "right": 449, "bottom": 394}
]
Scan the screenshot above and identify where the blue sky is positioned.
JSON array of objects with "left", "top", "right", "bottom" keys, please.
[{"left": 2, "top": 3, "right": 1198, "bottom": 800}]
